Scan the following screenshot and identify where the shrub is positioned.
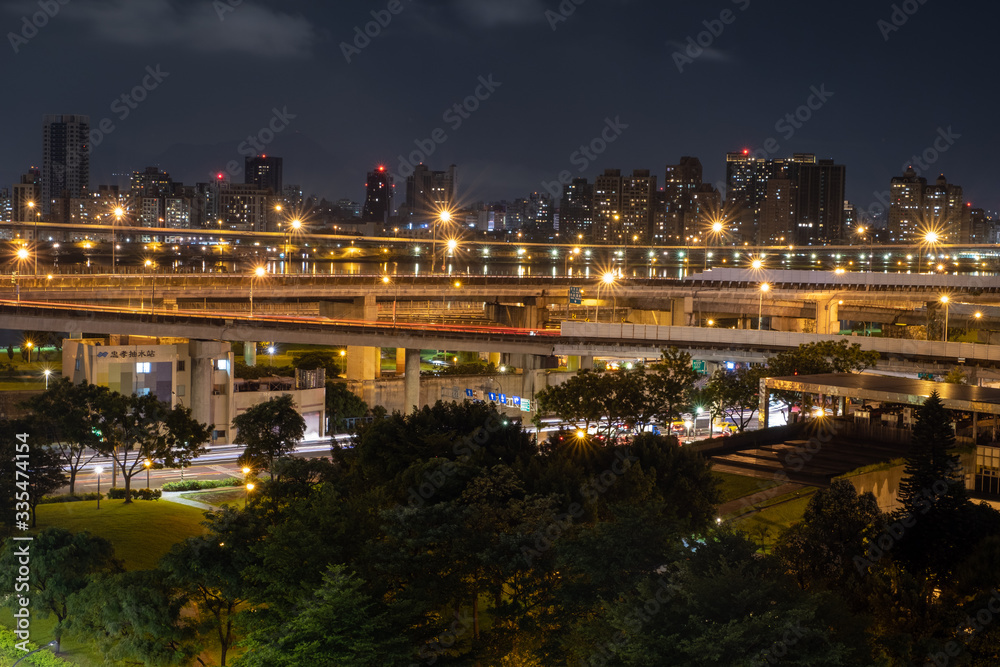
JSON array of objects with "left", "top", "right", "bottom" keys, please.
[
  {"left": 162, "top": 477, "right": 242, "bottom": 492},
  {"left": 0, "top": 627, "right": 72, "bottom": 665},
  {"left": 39, "top": 492, "right": 103, "bottom": 504},
  {"left": 106, "top": 488, "right": 162, "bottom": 500}
]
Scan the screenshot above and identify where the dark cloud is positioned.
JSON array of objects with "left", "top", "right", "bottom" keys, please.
[{"left": 55, "top": 0, "right": 315, "bottom": 58}]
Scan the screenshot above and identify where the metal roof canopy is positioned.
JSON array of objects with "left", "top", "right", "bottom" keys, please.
[{"left": 764, "top": 372, "right": 1000, "bottom": 416}]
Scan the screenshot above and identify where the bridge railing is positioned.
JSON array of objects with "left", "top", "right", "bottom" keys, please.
[{"left": 559, "top": 321, "right": 1000, "bottom": 364}]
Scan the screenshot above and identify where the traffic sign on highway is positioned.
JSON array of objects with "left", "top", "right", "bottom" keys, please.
[
  {"left": 692, "top": 360, "right": 706, "bottom": 373},
  {"left": 521, "top": 399, "right": 531, "bottom": 412},
  {"left": 569, "top": 286, "right": 582, "bottom": 305}
]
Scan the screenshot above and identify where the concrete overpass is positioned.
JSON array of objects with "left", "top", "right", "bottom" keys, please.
[
  {"left": 8, "top": 268, "right": 1000, "bottom": 335},
  {"left": 6, "top": 298, "right": 1000, "bottom": 410}
]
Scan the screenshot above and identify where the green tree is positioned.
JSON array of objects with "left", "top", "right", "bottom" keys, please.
[
  {"left": 0, "top": 418, "right": 67, "bottom": 530},
  {"left": 292, "top": 350, "right": 341, "bottom": 376},
  {"left": 232, "top": 394, "right": 305, "bottom": 479},
  {"left": 706, "top": 365, "right": 768, "bottom": 432},
  {"left": 0, "top": 528, "right": 122, "bottom": 639},
  {"left": 326, "top": 381, "right": 369, "bottom": 432},
  {"left": 233, "top": 565, "right": 410, "bottom": 667},
  {"left": 687, "top": 385, "right": 724, "bottom": 437},
  {"left": 536, "top": 370, "right": 613, "bottom": 439},
  {"left": 891, "top": 391, "right": 971, "bottom": 582},
  {"left": 66, "top": 569, "right": 201, "bottom": 666},
  {"left": 161, "top": 523, "right": 254, "bottom": 666},
  {"left": 774, "top": 480, "right": 886, "bottom": 596},
  {"left": 24, "top": 380, "right": 107, "bottom": 495},
  {"left": 647, "top": 347, "right": 700, "bottom": 425},
  {"left": 943, "top": 367, "right": 967, "bottom": 384},
  {"left": 95, "top": 391, "right": 212, "bottom": 502},
  {"left": 767, "top": 341, "right": 879, "bottom": 410},
  {"left": 610, "top": 530, "right": 869, "bottom": 667}
]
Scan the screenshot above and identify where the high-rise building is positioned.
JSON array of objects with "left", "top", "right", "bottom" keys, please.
[
  {"left": 361, "top": 165, "right": 393, "bottom": 223},
  {"left": 42, "top": 114, "right": 90, "bottom": 218},
  {"left": 245, "top": 155, "right": 283, "bottom": 194},
  {"left": 12, "top": 169, "right": 40, "bottom": 224},
  {"left": 131, "top": 167, "right": 172, "bottom": 199},
  {"left": 663, "top": 157, "right": 703, "bottom": 210},
  {"left": 593, "top": 169, "right": 623, "bottom": 242},
  {"left": 282, "top": 184, "right": 303, "bottom": 209},
  {"left": 559, "top": 178, "right": 593, "bottom": 238},
  {"left": 405, "top": 164, "right": 456, "bottom": 219},
  {"left": 620, "top": 169, "right": 657, "bottom": 243},
  {"left": 795, "top": 159, "right": 846, "bottom": 244},
  {"left": 727, "top": 151, "right": 844, "bottom": 244},
  {"left": 687, "top": 184, "right": 723, "bottom": 243},
  {"left": 760, "top": 179, "right": 797, "bottom": 245},
  {"left": 888, "top": 169, "right": 967, "bottom": 243},
  {"left": 922, "top": 174, "right": 965, "bottom": 240},
  {"left": 219, "top": 183, "right": 271, "bottom": 232}
]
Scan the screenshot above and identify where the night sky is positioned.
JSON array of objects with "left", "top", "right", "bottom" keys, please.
[{"left": 3, "top": 0, "right": 997, "bottom": 216}]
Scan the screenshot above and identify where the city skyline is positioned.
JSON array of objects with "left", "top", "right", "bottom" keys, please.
[{"left": 0, "top": 0, "right": 996, "bottom": 213}]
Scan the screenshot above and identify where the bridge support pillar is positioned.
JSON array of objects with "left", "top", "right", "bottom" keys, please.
[
  {"left": 759, "top": 378, "right": 770, "bottom": 429},
  {"left": 320, "top": 296, "right": 381, "bottom": 381},
  {"left": 518, "top": 355, "right": 545, "bottom": 408},
  {"left": 814, "top": 298, "right": 840, "bottom": 335},
  {"left": 671, "top": 297, "right": 693, "bottom": 327},
  {"left": 580, "top": 354, "right": 594, "bottom": 371},
  {"left": 567, "top": 355, "right": 580, "bottom": 372},
  {"left": 404, "top": 349, "right": 421, "bottom": 414},
  {"left": 488, "top": 352, "right": 501, "bottom": 368},
  {"left": 396, "top": 348, "right": 406, "bottom": 376},
  {"left": 244, "top": 343, "right": 257, "bottom": 367}
]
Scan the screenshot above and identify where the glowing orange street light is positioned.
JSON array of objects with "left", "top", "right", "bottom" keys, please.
[
  {"left": 758, "top": 283, "right": 771, "bottom": 330},
  {"left": 249, "top": 266, "right": 268, "bottom": 317}
]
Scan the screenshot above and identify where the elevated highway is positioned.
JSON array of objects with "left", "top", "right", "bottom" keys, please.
[{"left": 8, "top": 268, "right": 1000, "bottom": 336}]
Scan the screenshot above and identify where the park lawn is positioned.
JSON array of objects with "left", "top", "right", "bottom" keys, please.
[
  {"left": 0, "top": 611, "right": 100, "bottom": 666},
  {"left": 0, "top": 380, "right": 45, "bottom": 390},
  {"left": 180, "top": 487, "right": 247, "bottom": 508},
  {"left": 33, "top": 499, "right": 209, "bottom": 570},
  {"left": 727, "top": 487, "right": 818, "bottom": 550},
  {"left": 713, "top": 471, "right": 782, "bottom": 504}
]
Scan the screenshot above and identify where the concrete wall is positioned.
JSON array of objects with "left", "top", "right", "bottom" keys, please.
[
  {"left": 841, "top": 449, "right": 977, "bottom": 512},
  {"left": 346, "top": 370, "right": 579, "bottom": 418},
  {"left": 234, "top": 387, "right": 326, "bottom": 440}
]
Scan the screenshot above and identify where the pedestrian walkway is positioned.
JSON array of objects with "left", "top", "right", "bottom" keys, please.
[
  {"left": 718, "top": 482, "right": 807, "bottom": 516},
  {"left": 161, "top": 490, "right": 215, "bottom": 510}
]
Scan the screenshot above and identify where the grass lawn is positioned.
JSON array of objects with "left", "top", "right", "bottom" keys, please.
[
  {"left": 33, "top": 499, "right": 208, "bottom": 570},
  {"left": 0, "top": 612, "right": 97, "bottom": 666},
  {"left": 728, "top": 487, "right": 817, "bottom": 550},
  {"left": 713, "top": 471, "right": 782, "bottom": 504},
  {"left": 0, "top": 500, "right": 209, "bottom": 666},
  {"left": 181, "top": 487, "right": 247, "bottom": 508}
]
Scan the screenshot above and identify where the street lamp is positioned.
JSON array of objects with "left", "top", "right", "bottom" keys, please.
[
  {"left": 27, "top": 200, "right": 38, "bottom": 275},
  {"left": 445, "top": 238, "right": 458, "bottom": 272},
  {"left": 433, "top": 210, "right": 452, "bottom": 274},
  {"left": 95, "top": 466, "right": 104, "bottom": 509},
  {"left": 43, "top": 369, "right": 51, "bottom": 389},
  {"left": 595, "top": 271, "right": 616, "bottom": 322},
  {"left": 284, "top": 218, "right": 302, "bottom": 275},
  {"left": 758, "top": 282, "right": 771, "bottom": 331},
  {"left": 12, "top": 640, "right": 59, "bottom": 666},
  {"left": 24, "top": 340, "right": 33, "bottom": 362},
  {"left": 249, "top": 265, "right": 267, "bottom": 317},
  {"left": 705, "top": 220, "right": 724, "bottom": 270},
  {"left": 919, "top": 231, "right": 940, "bottom": 274},
  {"left": 112, "top": 206, "right": 125, "bottom": 275},
  {"left": 245, "top": 482, "right": 255, "bottom": 508},
  {"left": 940, "top": 295, "right": 950, "bottom": 342},
  {"left": 267, "top": 346, "right": 275, "bottom": 365}
]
